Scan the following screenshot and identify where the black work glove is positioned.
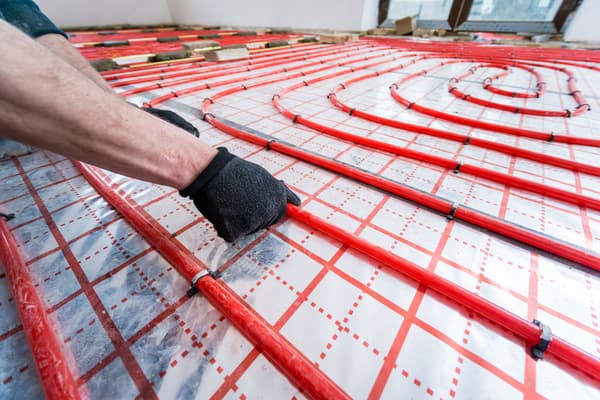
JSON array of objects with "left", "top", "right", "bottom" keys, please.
[
  {"left": 143, "top": 107, "right": 200, "bottom": 137},
  {"left": 180, "top": 147, "right": 301, "bottom": 242}
]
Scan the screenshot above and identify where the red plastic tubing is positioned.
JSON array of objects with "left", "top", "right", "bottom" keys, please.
[
  {"left": 74, "top": 162, "right": 349, "bottom": 400},
  {"left": 273, "top": 61, "right": 600, "bottom": 212},
  {"left": 196, "top": 109, "right": 600, "bottom": 384},
  {"left": 321, "top": 58, "right": 600, "bottom": 177},
  {"left": 0, "top": 219, "right": 80, "bottom": 400}
]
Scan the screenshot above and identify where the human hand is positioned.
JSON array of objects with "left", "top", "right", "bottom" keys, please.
[
  {"left": 143, "top": 107, "right": 199, "bottom": 137},
  {"left": 180, "top": 147, "right": 301, "bottom": 242}
]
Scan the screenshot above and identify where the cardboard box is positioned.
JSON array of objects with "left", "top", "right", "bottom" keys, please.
[{"left": 395, "top": 16, "right": 416, "bottom": 35}]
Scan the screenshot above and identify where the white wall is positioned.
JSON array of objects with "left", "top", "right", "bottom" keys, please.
[
  {"left": 564, "top": 0, "right": 600, "bottom": 42},
  {"left": 167, "top": 0, "right": 379, "bottom": 31},
  {"left": 35, "top": 0, "right": 173, "bottom": 28}
]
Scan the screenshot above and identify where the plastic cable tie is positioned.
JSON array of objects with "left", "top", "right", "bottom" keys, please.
[
  {"left": 157, "top": 82, "right": 163, "bottom": 88},
  {"left": 446, "top": 203, "right": 459, "bottom": 221},
  {"left": 266, "top": 139, "right": 276, "bottom": 151},
  {"left": 339, "top": 83, "right": 347, "bottom": 90},
  {"left": 349, "top": 108, "right": 355, "bottom": 116},
  {"left": 204, "top": 97, "right": 214, "bottom": 104},
  {"left": 453, "top": 161, "right": 462, "bottom": 174},
  {"left": 350, "top": 67, "right": 355, "bottom": 72},
  {"left": 293, "top": 114, "right": 301, "bottom": 123},
  {"left": 142, "top": 102, "right": 153, "bottom": 109},
  {"left": 512, "top": 92, "right": 517, "bottom": 98},
  {"left": 187, "top": 270, "right": 210, "bottom": 297},
  {"left": 389, "top": 83, "right": 398, "bottom": 90},
  {"left": 576, "top": 103, "right": 591, "bottom": 111},
  {"left": 171, "top": 91, "right": 179, "bottom": 98},
  {"left": 272, "top": 94, "right": 280, "bottom": 102},
  {"left": 567, "top": 76, "right": 575, "bottom": 82},
  {"left": 202, "top": 112, "right": 215, "bottom": 121},
  {"left": 565, "top": 109, "right": 572, "bottom": 118},
  {"left": 283, "top": 67, "right": 288, "bottom": 72},
  {"left": 548, "top": 132, "right": 555, "bottom": 142},
  {"left": 407, "top": 102, "right": 415, "bottom": 110},
  {"left": 449, "top": 86, "right": 456, "bottom": 93},
  {"left": 464, "top": 135, "right": 471, "bottom": 145},
  {"left": 0, "top": 212, "right": 15, "bottom": 221},
  {"left": 301, "top": 71, "right": 306, "bottom": 76},
  {"left": 241, "top": 84, "right": 248, "bottom": 90},
  {"left": 514, "top": 107, "right": 520, "bottom": 114},
  {"left": 375, "top": 71, "right": 380, "bottom": 76},
  {"left": 569, "top": 90, "right": 581, "bottom": 96},
  {"left": 302, "top": 80, "right": 309, "bottom": 87},
  {"left": 462, "top": 94, "right": 470, "bottom": 101},
  {"left": 531, "top": 319, "right": 552, "bottom": 361},
  {"left": 327, "top": 92, "right": 336, "bottom": 99}
]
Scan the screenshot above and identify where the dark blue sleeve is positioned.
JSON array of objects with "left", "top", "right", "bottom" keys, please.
[{"left": 0, "top": 0, "right": 67, "bottom": 39}]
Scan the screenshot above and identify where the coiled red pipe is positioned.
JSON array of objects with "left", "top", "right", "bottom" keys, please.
[{"left": 0, "top": 219, "right": 80, "bottom": 400}]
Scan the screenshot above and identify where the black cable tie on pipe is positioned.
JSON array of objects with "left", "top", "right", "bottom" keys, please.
[
  {"left": 531, "top": 319, "right": 552, "bottom": 360},
  {"left": 272, "top": 94, "right": 280, "bottom": 102},
  {"left": 339, "top": 83, "right": 347, "bottom": 90},
  {"left": 567, "top": 76, "right": 575, "bottom": 82},
  {"left": 453, "top": 161, "right": 462, "bottom": 174},
  {"left": 327, "top": 93, "right": 335, "bottom": 99},
  {"left": 448, "top": 86, "right": 456, "bottom": 93},
  {"left": 0, "top": 212, "right": 15, "bottom": 221},
  {"left": 171, "top": 91, "right": 179, "bottom": 98},
  {"left": 389, "top": 83, "right": 398, "bottom": 90},
  {"left": 301, "top": 71, "right": 306, "bottom": 76},
  {"left": 241, "top": 84, "right": 248, "bottom": 90},
  {"left": 565, "top": 109, "right": 572, "bottom": 118},
  {"left": 449, "top": 77, "right": 458, "bottom": 85},
  {"left": 349, "top": 108, "right": 355, "bottom": 116},
  {"left": 576, "top": 103, "right": 591, "bottom": 111},
  {"left": 157, "top": 82, "right": 163, "bottom": 89},
  {"left": 283, "top": 67, "right": 288, "bottom": 72},
  {"left": 292, "top": 114, "right": 301, "bottom": 123},
  {"left": 202, "top": 112, "right": 215, "bottom": 121},
  {"left": 350, "top": 67, "right": 355, "bottom": 72},
  {"left": 548, "top": 132, "right": 555, "bottom": 142},
  {"left": 464, "top": 135, "right": 471, "bottom": 145},
  {"left": 569, "top": 90, "right": 581, "bottom": 96},
  {"left": 462, "top": 94, "right": 470, "bottom": 101},
  {"left": 375, "top": 71, "right": 380, "bottom": 76},
  {"left": 446, "top": 203, "right": 459, "bottom": 221},
  {"left": 204, "top": 97, "right": 214, "bottom": 104},
  {"left": 142, "top": 102, "right": 153, "bottom": 109},
  {"left": 266, "top": 139, "right": 276, "bottom": 151},
  {"left": 187, "top": 270, "right": 222, "bottom": 297},
  {"left": 514, "top": 107, "right": 520, "bottom": 114},
  {"left": 407, "top": 102, "right": 414, "bottom": 110},
  {"left": 302, "top": 80, "right": 309, "bottom": 87},
  {"left": 246, "top": 67, "right": 251, "bottom": 72}
]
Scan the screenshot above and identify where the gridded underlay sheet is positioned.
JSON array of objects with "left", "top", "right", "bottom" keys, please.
[{"left": 1, "top": 33, "right": 600, "bottom": 399}]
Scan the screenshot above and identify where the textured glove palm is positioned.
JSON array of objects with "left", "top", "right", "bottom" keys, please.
[{"left": 180, "top": 147, "right": 301, "bottom": 242}]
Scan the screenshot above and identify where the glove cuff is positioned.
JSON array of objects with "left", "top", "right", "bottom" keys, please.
[{"left": 179, "top": 147, "right": 235, "bottom": 197}]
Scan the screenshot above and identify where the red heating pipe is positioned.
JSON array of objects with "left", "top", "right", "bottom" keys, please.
[
  {"left": 204, "top": 110, "right": 600, "bottom": 272},
  {"left": 317, "top": 60, "right": 600, "bottom": 176},
  {"left": 0, "top": 219, "right": 80, "bottom": 400},
  {"left": 286, "top": 205, "right": 600, "bottom": 384},
  {"left": 119, "top": 43, "right": 378, "bottom": 97},
  {"left": 390, "top": 59, "right": 597, "bottom": 145},
  {"left": 195, "top": 108, "right": 600, "bottom": 382},
  {"left": 270, "top": 61, "right": 600, "bottom": 212},
  {"left": 75, "top": 162, "right": 350, "bottom": 400},
  {"left": 111, "top": 42, "right": 340, "bottom": 87}
]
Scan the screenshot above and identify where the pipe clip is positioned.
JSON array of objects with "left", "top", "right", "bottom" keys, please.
[
  {"left": 241, "top": 84, "right": 248, "bottom": 90},
  {"left": 530, "top": 319, "right": 552, "bottom": 361},
  {"left": 548, "top": 132, "right": 556, "bottom": 142},
  {"left": 576, "top": 103, "right": 591, "bottom": 111},
  {"left": 349, "top": 108, "right": 355, "bottom": 116},
  {"left": 266, "top": 139, "right": 276, "bottom": 151},
  {"left": 202, "top": 112, "right": 215, "bottom": 121},
  {"left": 203, "top": 97, "right": 214, "bottom": 104},
  {"left": 464, "top": 135, "right": 472, "bottom": 145},
  {"left": 453, "top": 161, "right": 462, "bottom": 174},
  {"left": 187, "top": 270, "right": 222, "bottom": 297},
  {"left": 292, "top": 114, "right": 301, "bottom": 124},
  {"left": 446, "top": 203, "right": 459, "bottom": 221},
  {"left": 0, "top": 212, "right": 15, "bottom": 221},
  {"left": 272, "top": 94, "right": 280, "bottom": 102}
]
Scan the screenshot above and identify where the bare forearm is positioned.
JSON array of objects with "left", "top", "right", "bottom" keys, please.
[
  {"left": 36, "top": 33, "right": 114, "bottom": 93},
  {"left": 0, "top": 21, "right": 216, "bottom": 189}
]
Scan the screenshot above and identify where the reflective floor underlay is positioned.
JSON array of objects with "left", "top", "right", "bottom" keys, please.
[{"left": 1, "top": 29, "right": 600, "bottom": 399}]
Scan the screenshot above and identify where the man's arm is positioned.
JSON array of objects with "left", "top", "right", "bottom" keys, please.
[
  {"left": 0, "top": 20, "right": 215, "bottom": 189},
  {"left": 36, "top": 33, "right": 115, "bottom": 92}
]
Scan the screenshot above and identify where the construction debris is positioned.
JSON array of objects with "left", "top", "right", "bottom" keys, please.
[
  {"left": 182, "top": 40, "right": 220, "bottom": 51},
  {"left": 149, "top": 50, "right": 191, "bottom": 62},
  {"left": 318, "top": 33, "right": 359, "bottom": 44},
  {"left": 203, "top": 45, "right": 250, "bottom": 62},
  {"left": 395, "top": 16, "right": 416, "bottom": 35}
]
